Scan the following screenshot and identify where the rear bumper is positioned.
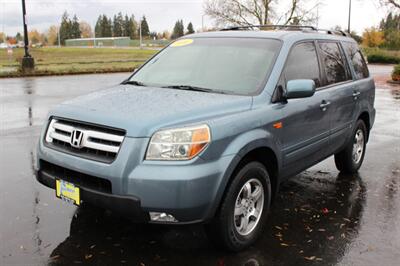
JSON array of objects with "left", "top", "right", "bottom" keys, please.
[{"left": 36, "top": 169, "right": 149, "bottom": 222}]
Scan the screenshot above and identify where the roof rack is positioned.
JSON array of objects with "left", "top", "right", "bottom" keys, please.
[
  {"left": 220, "top": 24, "right": 351, "bottom": 37},
  {"left": 316, "top": 28, "right": 351, "bottom": 37},
  {"left": 221, "top": 25, "right": 317, "bottom": 31}
]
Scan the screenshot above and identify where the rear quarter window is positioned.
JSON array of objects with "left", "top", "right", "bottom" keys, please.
[{"left": 342, "top": 42, "right": 370, "bottom": 80}]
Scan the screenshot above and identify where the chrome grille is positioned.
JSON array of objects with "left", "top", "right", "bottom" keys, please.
[{"left": 45, "top": 118, "right": 125, "bottom": 163}]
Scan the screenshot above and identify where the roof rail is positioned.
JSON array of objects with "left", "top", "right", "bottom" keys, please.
[
  {"left": 221, "top": 24, "right": 317, "bottom": 31},
  {"left": 221, "top": 24, "right": 352, "bottom": 37},
  {"left": 317, "top": 29, "right": 351, "bottom": 37}
]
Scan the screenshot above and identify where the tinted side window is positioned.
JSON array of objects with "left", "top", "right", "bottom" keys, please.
[
  {"left": 343, "top": 42, "right": 369, "bottom": 79},
  {"left": 284, "top": 42, "right": 321, "bottom": 87},
  {"left": 318, "top": 42, "right": 350, "bottom": 85}
]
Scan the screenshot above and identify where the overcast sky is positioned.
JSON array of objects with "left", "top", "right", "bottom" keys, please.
[{"left": 0, "top": 0, "right": 390, "bottom": 36}]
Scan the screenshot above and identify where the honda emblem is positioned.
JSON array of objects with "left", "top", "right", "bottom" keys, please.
[{"left": 70, "top": 129, "right": 84, "bottom": 149}]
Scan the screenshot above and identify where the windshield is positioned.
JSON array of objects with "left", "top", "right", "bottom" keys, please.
[{"left": 129, "top": 38, "right": 281, "bottom": 95}]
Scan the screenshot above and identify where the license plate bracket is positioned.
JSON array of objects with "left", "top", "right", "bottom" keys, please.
[{"left": 56, "top": 179, "right": 81, "bottom": 206}]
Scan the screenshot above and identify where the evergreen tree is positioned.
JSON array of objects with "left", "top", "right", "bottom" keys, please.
[
  {"left": 140, "top": 16, "right": 150, "bottom": 38},
  {"left": 112, "top": 13, "right": 124, "bottom": 37},
  {"left": 130, "top": 15, "right": 137, "bottom": 39},
  {"left": 59, "top": 11, "right": 71, "bottom": 45},
  {"left": 123, "top": 15, "right": 132, "bottom": 38},
  {"left": 95, "top": 15, "right": 102, "bottom": 37},
  {"left": 71, "top": 15, "right": 81, "bottom": 38},
  {"left": 379, "top": 12, "right": 400, "bottom": 49},
  {"left": 172, "top": 20, "right": 184, "bottom": 39},
  {"left": 15, "top": 32, "right": 23, "bottom": 42},
  {"left": 187, "top": 22, "right": 195, "bottom": 34},
  {"left": 99, "top": 15, "right": 112, "bottom": 37},
  {"left": 107, "top": 18, "right": 113, "bottom": 37}
]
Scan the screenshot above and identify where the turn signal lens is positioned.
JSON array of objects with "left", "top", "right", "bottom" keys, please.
[{"left": 146, "top": 125, "right": 211, "bottom": 161}]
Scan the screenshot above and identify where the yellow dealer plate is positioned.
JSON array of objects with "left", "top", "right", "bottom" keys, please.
[
  {"left": 171, "top": 39, "right": 194, "bottom": 47},
  {"left": 56, "top": 179, "right": 80, "bottom": 206}
]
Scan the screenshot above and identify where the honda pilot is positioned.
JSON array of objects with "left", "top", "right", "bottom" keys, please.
[{"left": 36, "top": 26, "right": 375, "bottom": 251}]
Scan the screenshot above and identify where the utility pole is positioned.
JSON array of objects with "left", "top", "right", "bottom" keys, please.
[
  {"left": 348, "top": 0, "right": 352, "bottom": 33},
  {"left": 21, "top": 0, "right": 34, "bottom": 71}
]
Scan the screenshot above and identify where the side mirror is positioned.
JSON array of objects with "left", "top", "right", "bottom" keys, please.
[{"left": 286, "top": 79, "right": 316, "bottom": 99}]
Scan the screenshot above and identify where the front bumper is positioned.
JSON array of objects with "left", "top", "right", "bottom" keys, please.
[
  {"left": 37, "top": 135, "right": 236, "bottom": 224},
  {"left": 36, "top": 168, "right": 149, "bottom": 222}
]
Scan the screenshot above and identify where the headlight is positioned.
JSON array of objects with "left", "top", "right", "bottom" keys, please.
[{"left": 146, "top": 124, "right": 211, "bottom": 161}]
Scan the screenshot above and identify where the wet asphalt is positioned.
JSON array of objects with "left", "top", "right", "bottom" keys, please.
[{"left": 0, "top": 65, "right": 399, "bottom": 266}]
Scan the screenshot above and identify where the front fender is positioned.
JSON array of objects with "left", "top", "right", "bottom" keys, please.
[{"left": 203, "top": 128, "right": 282, "bottom": 220}]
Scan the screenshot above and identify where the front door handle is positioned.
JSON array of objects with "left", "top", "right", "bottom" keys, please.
[{"left": 320, "top": 101, "right": 331, "bottom": 111}]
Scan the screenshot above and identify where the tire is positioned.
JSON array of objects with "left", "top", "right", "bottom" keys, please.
[
  {"left": 334, "top": 120, "right": 368, "bottom": 174},
  {"left": 206, "top": 162, "right": 271, "bottom": 251}
]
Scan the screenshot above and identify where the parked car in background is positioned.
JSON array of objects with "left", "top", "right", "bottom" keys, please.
[
  {"left": 0, "top": 43, "right": 8, "bottom": 49},
  {"left": 36, "top": 25, "right": 375, "bottom": 251}
]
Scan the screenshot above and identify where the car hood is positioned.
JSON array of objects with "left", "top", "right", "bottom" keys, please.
[{"left": 49, "top": 85, "right": 253, "bottom": 137}]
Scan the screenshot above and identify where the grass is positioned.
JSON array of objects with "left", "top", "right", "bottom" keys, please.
[
  {"left": 0, "top": 47, "right": 158, "bottom": 77},
  {"left": 362, "top": 47, "right": 400, "bottom": 64}
]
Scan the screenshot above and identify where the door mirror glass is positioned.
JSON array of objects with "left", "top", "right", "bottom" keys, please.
[{"left": 286, "top": 79, "right": 316, "bottom": 99}]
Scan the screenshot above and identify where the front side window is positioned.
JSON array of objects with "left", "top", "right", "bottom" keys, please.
[
  {"left": 318, "top": 42, "right": 350, "bottom": 85},
  {"left": 130, "top": 38, "right": 282, "bottom": 95},
  {"left": 283, "top": 42, "right": 321, "bottom": 87},
  {"left": 343, "top": 42, "right": 369, "bottom": 80}
]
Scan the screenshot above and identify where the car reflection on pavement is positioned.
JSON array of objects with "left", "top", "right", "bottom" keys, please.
[{"left": 48, "top": 171, "right": 366, "bottom": 265}]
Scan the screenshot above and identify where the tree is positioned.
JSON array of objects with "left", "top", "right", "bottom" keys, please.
[
  {"left": 59, "top": 11, "right": 71, "bottom": 44},
  {"left": 204, "top": 0, "right": 320, "bottom": 27},
  {"left": 97, "top": 15, "right": 112, "bottom": 37},
  {"left": 28, "top": 29, "right": 42, "bottom": 44},
  {"left": 0, "top": 32, "right": 5, "bottom": 43},
  {"left": 71, "top": 15, "right": 81, "bottom": 39},
  {"left": 95, "top": 15, "right": 102, "bottom": 37},
  {"left": 107, "top": 18, "right": 113, "bottom": 37},
  {"left": 113, "top": 12, "right": 124, "bottom": 37},
  {"left": 187, "top": 22, "right": 195, "bottom": 34},
  {"left": 140, "top": 16, "right": 150, "bottom": 38},
  {"left": 79, "top": 21, "right": 93, "bottom": 38},
  {"left": 130, "top": 15, "right": 138, "bottom": 39},
  {"left": 46, "top": 25, "right": 59, "bottom": 45},
  {"left": 362, "top": 27, "right": 385, "bottom": 47},
  {"left": 380, "top": 0, "right": 400, "bottom": 9},
  {"left": 123, "top": 15, "right": 132, "bottom": 38},
  {"left": 379, "top": 12, "right": 400, "bottom": 49},
  {"left": 15, "top": 32, "right": 23, "bottom": 42},
  {"left": 172, "top": 20, "right": 184, "bottom": 39}
]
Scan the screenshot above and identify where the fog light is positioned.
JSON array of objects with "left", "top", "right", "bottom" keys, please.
[{"left": 149, "top": 212, "right": 178, "bottom": 223}]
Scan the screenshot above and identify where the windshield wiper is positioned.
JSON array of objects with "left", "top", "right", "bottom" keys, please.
[
  {"left": 162, "top": 85, "right": 226, "bottom": 94},
  {"left": 121, "top": 80, "right": 147, "bottom": 87}
]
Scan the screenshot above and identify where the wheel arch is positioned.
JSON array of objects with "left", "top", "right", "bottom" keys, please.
[
  {"left": 207, "top": 140, "right": 282, "bottom": 222},
  {"left": 358, "top": 111, "right": 371, "bottom": 141}
]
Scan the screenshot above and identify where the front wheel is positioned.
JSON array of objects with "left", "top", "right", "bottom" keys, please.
[
  {"left": 206, "top": 162, "right": 271, "bottom": 251},
  {"left": 334, "top": 120, "right": 368, "bottom": 174}
]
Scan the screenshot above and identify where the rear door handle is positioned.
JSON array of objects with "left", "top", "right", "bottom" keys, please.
[
  {"left": 353, "top": 91, "right": 361, "bottom": 100},
  {"left": 320, "top": 101, "right": 331, "bottom": 111}
]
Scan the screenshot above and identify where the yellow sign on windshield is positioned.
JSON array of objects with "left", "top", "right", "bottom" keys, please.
[{"left": 171, "top": 39, "right": 194, "bottom": 47}]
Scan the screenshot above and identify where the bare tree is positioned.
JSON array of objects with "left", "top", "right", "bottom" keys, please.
[
  {"left": 204, "top": 0, "right": 321, "bottom": 27},
  {"left": 380, "top": 0, "right": 400, "bottom": 9}
]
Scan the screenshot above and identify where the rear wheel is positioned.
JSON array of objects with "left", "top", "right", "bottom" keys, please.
[
  {"left": 334, "top": 120, "right": 367, "bottom": 174},
  {"left": 206, "top": 162, "right": 271, "bottom": 251}
]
